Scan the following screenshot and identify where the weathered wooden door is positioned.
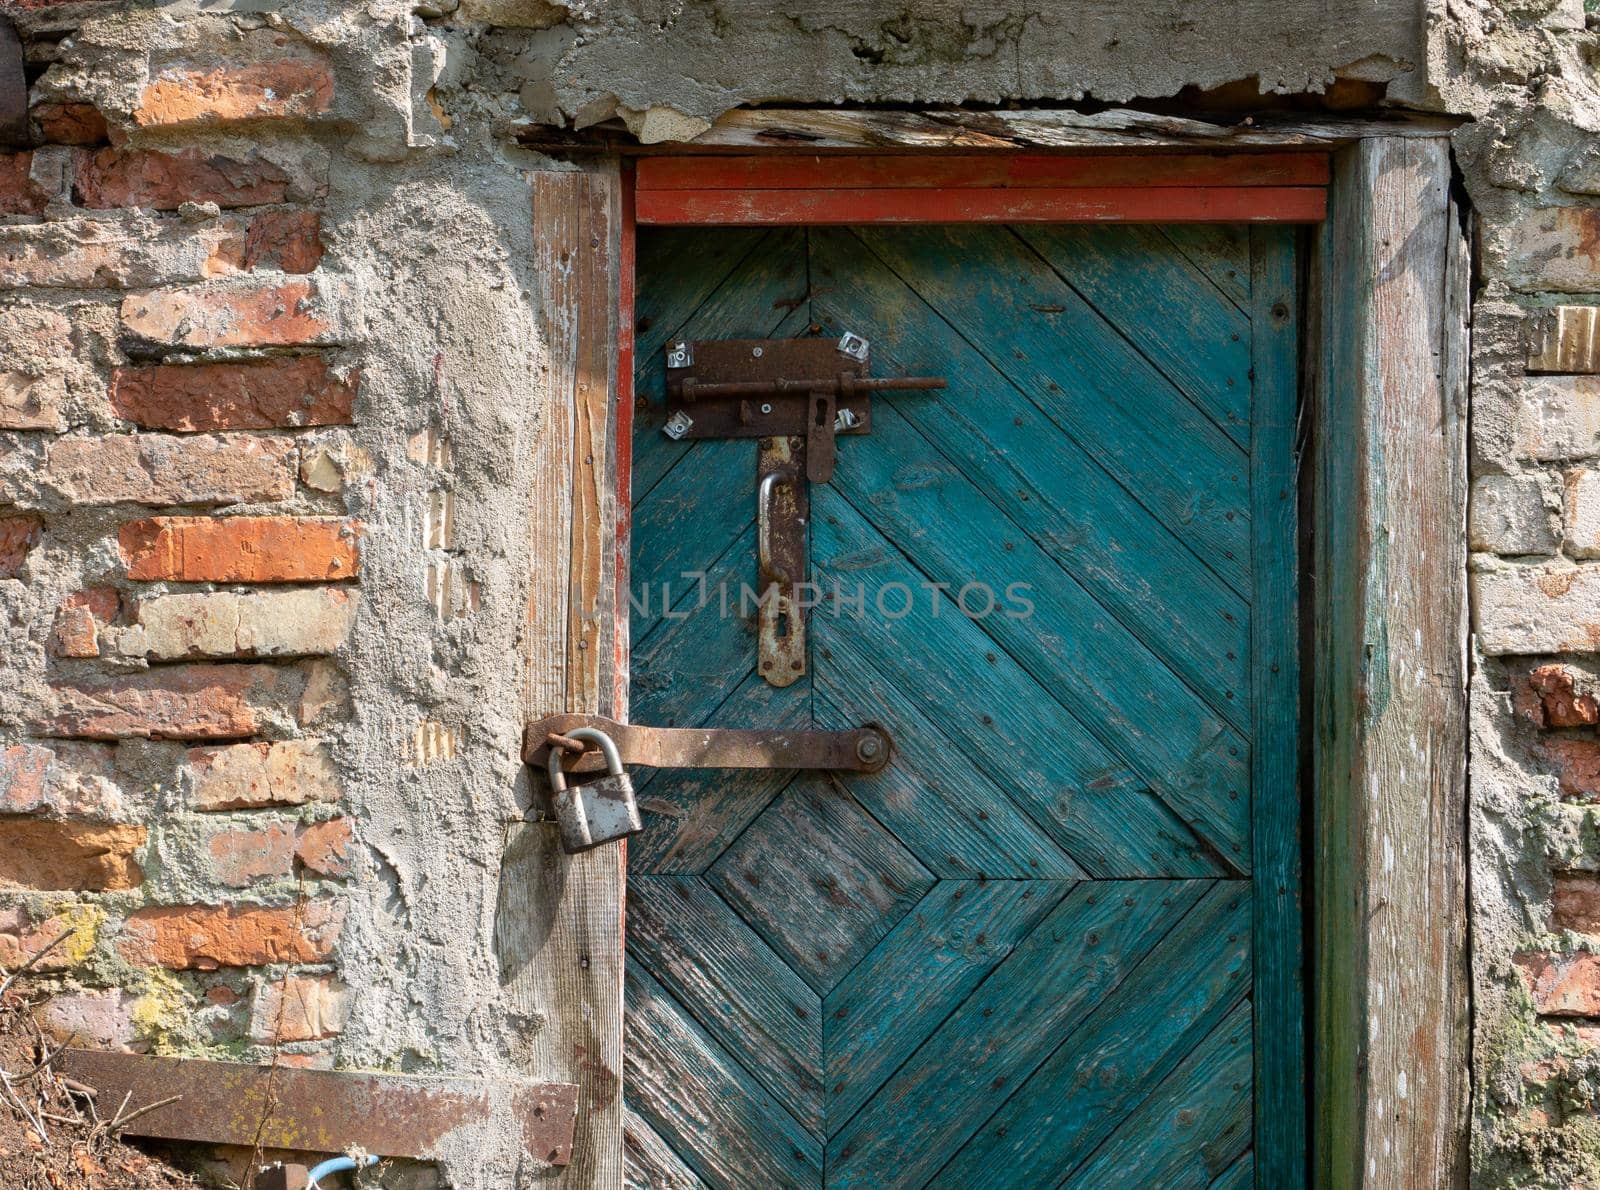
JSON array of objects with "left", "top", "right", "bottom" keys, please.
[{"left": 623, "top": 222, "right": 1301, "bottom": 1188}]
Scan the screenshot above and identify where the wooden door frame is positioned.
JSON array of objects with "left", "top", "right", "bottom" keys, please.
[{"left": 522, "top": 118, "right": 1469, "bottom": 1188}]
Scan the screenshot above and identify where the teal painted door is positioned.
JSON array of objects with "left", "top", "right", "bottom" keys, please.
[{"left": 624, "top": 223, "right": 1302, "bottom": 1189}]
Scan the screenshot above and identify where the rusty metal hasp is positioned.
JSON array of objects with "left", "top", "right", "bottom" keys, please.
[
  {"left": 526, "top": 714, "right": 892, "bottom": 774},
  {"left": 59, "top": 1050, "right": 578, "bottom": 1168},
  {"left": 662, "top": 334, "right": 943, "bottom": 686}
]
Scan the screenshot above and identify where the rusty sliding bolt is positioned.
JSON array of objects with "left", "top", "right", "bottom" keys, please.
[{"left": 525, "top": 714, "right": 892, "bottom": 776}]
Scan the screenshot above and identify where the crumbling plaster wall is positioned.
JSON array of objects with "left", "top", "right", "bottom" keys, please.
[{"left": 1, "top": 0, "right": 1599, "bottom": 1185}]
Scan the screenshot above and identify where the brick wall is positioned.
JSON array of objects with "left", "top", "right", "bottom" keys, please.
[{"left": 0, "top": 15, "right": 359, "bottom": 1069}]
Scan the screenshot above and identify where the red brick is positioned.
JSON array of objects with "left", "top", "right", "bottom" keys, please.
[
  {"left": 229, "top": 210, "right": 323, "bottom": 274},
  {"left": 0, "top": 908, "right": 86, "bottom": 972},
  {"left": 0, "top": 817, "right": 146, "bottom": 891},
  {"left": 0, "top": 514, "right": 42, "bottom": 580},
  {"left": 185, "top": 740, "right": 340, "bottom": 811},
  {"left": 33, "top": 103, "right": 108, "bottom": 146},
  {"left": 120, "top": 516, "right": 359, "bottom": 582},
  {"left": 1539, "top": 736, "right": 1600, "bottom": 799},
  {"left": 0, "top": 153, "right": 48, "bottom": 216},
  {"left": 1555, "top": 872, "right": 1600, "bottom": 932},
  {"left": 110, "top": 357, "right": 356, "bottom": 432},
  {"left": 118, "top": 901, "right": 343, "bottom": 969},
  {"left": 73, "top": 148, "right": 290, "bottom": 210},
  {"left": 121, "top": 281, "right": 331, "bottom": 348},
  {"left": 135, "top": 60, "right": 335, "bottom": 128},
  {"left": 51, "top": 589, "right": 120, "bottom": 659},
  {"left": 251, "top": 974, "right": 349, "bottom": 1043},
  {"left": 40, "top": 663, "right": 317, "bottom": 740},
  {"left": 1517, "top": 664, "right": 1600, "bottom": 729},
  {"left": 47, "top": 433, "right": 295, "bottom": 506},
  {"left": 1517, "top": 950, "right": 1600, "bottom": 1016},
  {"left": 296, "top": 818, "right": 353, "bottom": 878},
  {"left": 36, "top": 990, "right": 142, "bottom": 1051},
  {"left": 0, "top": 741, "right": 122, "bottom": 818},
  {"left": 209, "top": 822, "right": 296, "bottom": 887}
]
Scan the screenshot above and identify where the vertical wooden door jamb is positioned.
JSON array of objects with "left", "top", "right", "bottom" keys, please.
[
  {"left": 1251, "top": 224, "right": 1306, "bottom": 1187},
  {"left": 502, "top": 159, "right": 627, "bottom": 1188},
  {"left": 1311, "top": 136, "right": 1470, "bottom": 1189}
]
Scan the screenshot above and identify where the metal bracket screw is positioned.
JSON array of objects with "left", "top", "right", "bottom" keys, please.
[
  {"left": 666, "top": 341, "right": 693, "bottom": 368},
  {"left": 837, "top": 330, "right": 870, "bottom": 361},
  {"left": 834, "top": 407, "right": 861, "bottom": 433},
  {"left": 662, "top": 410, "right": 694, "bottom": 440}
]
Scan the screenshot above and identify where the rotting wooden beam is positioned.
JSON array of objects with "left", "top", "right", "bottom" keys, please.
[
  {"left": 1312, "top": 136, "right": 1470, "bottom": 1189},
  {"left": 514, "top": 106, "right": 1465, "bottom": 155},
  {"left": 501, "top": 161, "right": 627, "bottom": 1188}
]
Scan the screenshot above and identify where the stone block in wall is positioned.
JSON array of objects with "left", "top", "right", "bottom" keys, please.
[
  {"left": 0, "top": 152, "right": 48, "bottom": 216},
  {"left": 1516, "top": 950, "right": 1600, "bottom": 1016},
  {"left": 1470, "top": 473, "right": 1557, "bottom": 554},
  {"left": 0, "top": 741, "right": 123, "bottom": 819},
  {"left": 1528, "top": 306, "right": 1600, "bottom": 374},
  {"left": 1567, "top": 468, "right": 1600, "bottom": 557},
  {"left": 184, "top": 739, "right": 340, "bottom": 811},
  {"left": 206, "top": 817, "right": 353, "bottom": 886},
  {"left": 111, "top": 357, "right": 356, "bottom": 432},
  {"left": 134, "top": 59, "right": 335, "bottom": 129},
  {"left": 51, "top": 589, "right": 119, "bottom": 658},
  {"left": 109, "top": 588, "right": 356, "bottom": 661},
  {"left": 1515, "top": 663, "right": 1600, "bottom": 728},
  {"left": 35, "top": 989, "right": 142, "bottom": 1051},
  {"left": 249, "top": 974, "right": 350, "bottom": 1043},
  {"left": 121, "top": 281, "right": 334, "bottom": 348},
  {"left": 45, "top": 433, "right": 296, "bottom": 506},
  {"left": 117, "top": 901, "right": 343, "bottom": 969},
  {"left": 1505, "top": 206, "right": 1600, "bottom": 293},
  {"left": 1536, "top": 737, "right": 1600, "bottom": 799},
  {"left": 0, "top": 818, "right": 145, "bottom": 891},
  {"left": 0, "top": 303, "right": 110, "bottom": 433},
  {"left": 119, "top": 516, "right": 360, "bottom": 583},
  {"left": 1512, "top": 376, "right": 1600, "bottom": 461},
  {"left": 0, "top": 907, "right": 87, "bottom": 972},
  {"left": 73, "top": 148, "right": 291, "bottom": 210},
  {"left": 39, "top": 662, "right": 334, "bottom": 740},
  {"left": 1554, "top": 871, "right": 1600, "bottom": 931},
  {"left": 33, "top": 103, "right": 108, "bottom": 147},
  {"left": 1473, "top": 561, "right": 1600, "bottom": 654},
  {"left": 0, "top": 514, "right": 42, "bottom": 579}
]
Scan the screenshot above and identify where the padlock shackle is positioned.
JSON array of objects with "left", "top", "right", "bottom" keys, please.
[{"left": 547, "top": 726, "right": 626, "bottom": 792}]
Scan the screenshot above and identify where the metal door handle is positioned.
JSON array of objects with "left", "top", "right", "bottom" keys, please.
[{"left": 758, "top": 469, "right": 794, "bottom": 582}]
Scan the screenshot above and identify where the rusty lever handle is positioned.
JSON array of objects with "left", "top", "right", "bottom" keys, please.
[{"left": 525, "top": 714, "right": 891, "bottom": 775}]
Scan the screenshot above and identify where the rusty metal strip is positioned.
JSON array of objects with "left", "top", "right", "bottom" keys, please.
[
  {"left": 59, "top": 1051, "right": 578, "bottom": 1166},
  {"left": 757, "top": 435, "right": 807, "bottom": 686},
  {"left": 524, "top": 713, "right": 892, "bottom": 774}
]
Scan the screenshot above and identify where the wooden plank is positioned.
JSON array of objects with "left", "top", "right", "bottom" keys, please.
[
  {"left": 1312, "top": 137, "right": 1469, "bottom": 1189},
  {"left": 615, "top": 161, "right": 636, "bottom": 712},
  {"left": 853, "top": 223, "right": 1252, "bottom": 594},
  {"left": 1161, "top": 224, "right": 1251, "bottom": 309},
  {"left": 504, "top": 162, "right": 626, "bottom": 1187},
  {"left": 928, "top": 880, "right": 1250, "bottom": 1187},
  {"left": 1014, "top": 223, "right": 1253, "bottom": 446},
  {"left": 1249, "top": 225, "right": 1305, "bottom": 1187},
  {"left": 624, "top": 1108, "right": 705, "bottom": 1189},
  {"left": 705, "top": 774, "right": 936, "bottom": 993},
  {"left": 519, "top": 107, "right": 1463, "bottom": 154},
  {"left": 808, "top": 226, "right": 1251, "bottom": 729},
  {"left": 827, "top": 879, "right": 1208, "bottom": 1187},
  {"left": 627, "top": 877, "right": 822, "bottom": 1131},
  {"left": 637, "top": 185, "right": 1327, "bottom": 226},
  {"left": 1210, "top": 1150, "right": 1255, "bottom": 1190},
  {"left": 824, "top": 403, "right": 1252, "bottom": 868},
  {"left": 1059, "top": 998, "right": 1254, "bottom": 1188},
  {"left": 632, "top": 227, "right": 807, "bottom": 499},
  {"left": 625, "top": 966, "right": 823, "bottom": 1186},
  {"left": 822, "top": 880, "right": 1072, "bottom": 1132},
  {"left": 636, "top": 152, "right": 1330, "bottom": 191},
  {"left": 812, "top": 492, "right": 1220, "bottom": 880}
]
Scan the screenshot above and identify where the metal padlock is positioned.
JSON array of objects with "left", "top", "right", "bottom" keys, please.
[{"left": 547, "top": 727, "right": 643, "bottom": 853}]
